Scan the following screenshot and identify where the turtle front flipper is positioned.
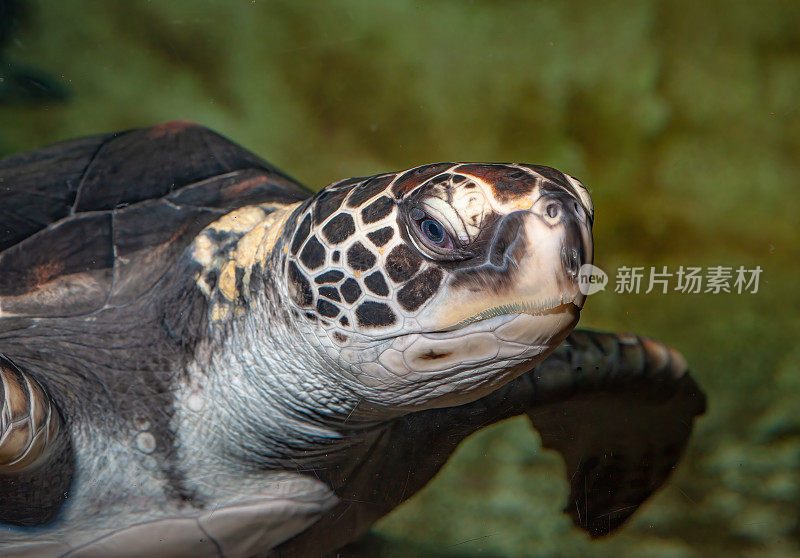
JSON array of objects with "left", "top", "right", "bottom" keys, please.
[
  {"left": 0, "top": 354, "right": 62, "bottom": 472},
  {"left": 525, "top": 330, "right": 706, "bottom": 536},
  {"left": 0, "top": 354, "right": 72, "bottom": 526}
]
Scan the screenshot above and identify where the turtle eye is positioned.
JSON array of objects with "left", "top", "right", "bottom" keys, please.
[
  {"left": 421, "top": 219, "right": 445, "bottom": 244},
  {"left": 406, "top": 207, "right": 470, "bottom": 261},
  {"left": 414, "top": 214, "right": 453, "bottom": 252}
]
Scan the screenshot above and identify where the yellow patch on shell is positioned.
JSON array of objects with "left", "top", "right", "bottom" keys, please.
[
  {"left": 192, "top": 201, "right": 302, "bottom": 322},
  {"left": 209, "top": 205, "right": 268, "bottom": 235},
  {"left": 191, "top": 234, "right": 216, "bottom": 268},
  {"left": 251, "top": 203, "right": 300, "bottom": 265},
  {"left": 234, "top": 224, "right": 267, "bottom": 269},
  {"left": 217, "top": 260, "right": 239, "bottom": 302}
]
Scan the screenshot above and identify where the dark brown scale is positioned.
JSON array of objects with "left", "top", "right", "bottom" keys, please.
[
  {"left": 287, "top": 261, "right": 313, "bottom": 307},
  {"left": 363, "top": 272, "right": 389, "bottom": 296},
  {"left": 366, "top": 227, "right": 394, "bottom": 247},
  {"left": 397, "top": 267, "right": 443, "bottom": 311},
  {"left": 329, "top": 176, "right": 363, "bottom": 190},
  {"left": 346, "top": 174, "right": 393, "bottom": 208},
  {"left": 339, "top": 316, "right": 349, "bottom": 326},
  {"left": 313, "top": 188, "right": 350, "bottom": 225},
  {"left": 346, "top": 242, "right": 376, "bottom": 272},
  {"left": 290, "top": 214, "right": 311, "bottom": 255},
  {"left": 427, "top": 174, "right": 451, "bottom": 185},
  {"left": 391, "top": 163, "right": 454, "bottom": 198},
  {"left": 361, "top": 196, "right": 394, "bottom": 224},
  {"left": 299, "top": 235, "right": 326, "bottom": 270},
  {"left": 321, "top": 213, "right": 356, "bottom": 244},
  {"left": 318, "top": 286, "right": 341, "bottom": 302},
  {"left": 316, "top": 299, "right": 339, "bottom": 318},
  {"left": 385, "top": 244, "right": 422, "bottom": 283},
  {"left": 332, "top": 251, "right": 340, "bottom": 262},
  {"left": 457, "top": 163, "right": 538, "bottom": 204},
  {"left": 355, "top": 301, "right": 396, "bottom": 327},
  {"left": 340, "top": 278, "right": 361, "bottom": 304},
  {"left": 315, "top": 270, "right": 344, "bottom": 284},
  {"left": 520, "top": 164, "right": 578, "bottom": 198}
]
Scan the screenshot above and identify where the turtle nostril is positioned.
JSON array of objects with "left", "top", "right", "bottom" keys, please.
[
  {"left": 545, "top": 202, "right": 561, "bottom": 219},
  {"left": 562, "top": 246, "right": 581, "bottom": 280}
]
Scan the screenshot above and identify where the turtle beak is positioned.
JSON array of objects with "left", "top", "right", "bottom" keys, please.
[
  {"left": 536, "top": 182, "right": 594, "bottom": 311},
  {"left": 481, "top": 183, "right": 594, "bottom": 312},
  {"left": 419, "top": 180, "right": 593, "bottom": 334}
]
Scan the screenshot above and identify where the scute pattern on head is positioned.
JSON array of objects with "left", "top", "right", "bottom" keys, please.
[
  {"left": 282, "top": 162, "right": 592, "bottom": 346},
  {"left": 283, "top": 167, "right": 496, "bottom": 337},
  {"left": 397, "top": 267, "right": 444, "bottom": 312},
  {"left": 285, "top": 182, "right": 411, "bottom": 333}
]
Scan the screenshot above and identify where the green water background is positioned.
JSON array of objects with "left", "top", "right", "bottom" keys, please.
[{"left": 1, "top": 1, "right": 798, "bottom": 556}]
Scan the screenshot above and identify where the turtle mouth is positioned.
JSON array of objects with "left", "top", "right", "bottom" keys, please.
[
  {"left": 436, "top": 296, "right": 578, "bottom": 333},
  {"left": 357, "top": 296, "right": 579, "bottom": 345},
  {"left": 371, "top": 300, "right": 579, "bottom": 382}
]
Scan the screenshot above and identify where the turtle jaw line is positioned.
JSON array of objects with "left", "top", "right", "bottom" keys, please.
[
  {"left": 352, "top": 297, "right": 578, "bottom": 345},
  {"left": 435, "top": 296, "right": 578, "bottom": 334}
]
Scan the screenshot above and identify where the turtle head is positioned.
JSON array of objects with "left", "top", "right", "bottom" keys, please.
[{"left": 282, "top": 163, "right": 593, "bottom": 411}]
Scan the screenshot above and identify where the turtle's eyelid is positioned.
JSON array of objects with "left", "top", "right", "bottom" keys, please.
[
  {"left": 404, "top": 217, "right": 473, "bottom": 262},
  {"left": 410, "top": 205, "right": 460, "bottom": 245}
]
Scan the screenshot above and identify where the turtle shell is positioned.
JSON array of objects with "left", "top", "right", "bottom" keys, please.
[{"left": 0, "top": 121, "right": 310, "bottom": 319}]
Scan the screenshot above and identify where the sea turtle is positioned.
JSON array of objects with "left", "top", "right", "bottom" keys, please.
[{"left": 0, "top": 122, "right": 705, "bottom": 557}]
